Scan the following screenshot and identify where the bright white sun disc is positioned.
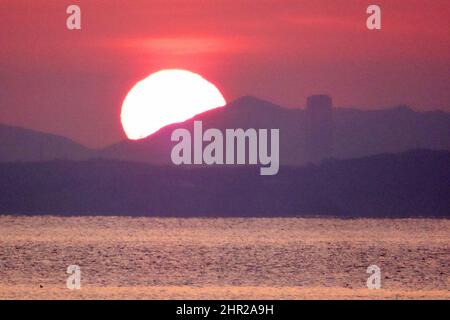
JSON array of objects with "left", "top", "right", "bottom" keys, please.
[{"left": 121, "top": 69, "right": 226, "bottom": 140}]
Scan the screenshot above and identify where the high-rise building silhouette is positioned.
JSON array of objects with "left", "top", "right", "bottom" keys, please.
[{"left": 305, "top": 95, "right": 333, "bottom": 162}]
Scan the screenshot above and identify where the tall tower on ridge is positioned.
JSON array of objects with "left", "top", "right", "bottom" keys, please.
[{"left": 305, "top": 95, "right": 334, "bottom": 163}]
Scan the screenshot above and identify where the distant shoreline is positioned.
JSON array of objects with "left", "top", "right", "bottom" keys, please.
[{"left": 1, "top": 150, "right": 449, "bottom": 218}]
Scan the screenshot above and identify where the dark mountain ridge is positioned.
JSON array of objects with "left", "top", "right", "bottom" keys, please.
[
  {"left": 1, "top": 96, "right": 450, "bottom": 166},
  {"left": 101, "top": 96, "right": 450, "bottom": 165},
  {"left": 0, "top": 123, "right": 92, "bottom": 162}
]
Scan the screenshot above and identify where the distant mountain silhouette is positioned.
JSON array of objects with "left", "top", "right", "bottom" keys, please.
[
  {"left": 0, "top": 149, "right": 448, "bottom": 217},
  {"left": 0, "top": 124, "right": 92, "bottom": 162},
  {"left": 100, "top": 96, "right": 450, "bottom": 165},
  {"left": 1, "top": 96, "right": 450, "bottom": 165}
]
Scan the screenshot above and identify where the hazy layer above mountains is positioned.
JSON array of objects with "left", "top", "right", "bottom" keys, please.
[{"left": 1, "top": 96, "right": 450, "bottom": 165}]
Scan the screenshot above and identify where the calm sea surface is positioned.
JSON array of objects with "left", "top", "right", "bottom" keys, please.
[{"left": 0, "top": 216, "right": 448, "bottom": 299}]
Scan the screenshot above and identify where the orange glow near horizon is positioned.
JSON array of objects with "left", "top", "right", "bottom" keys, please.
[{"left": 121, "top": 69, "right": 226, "bottom": 140}]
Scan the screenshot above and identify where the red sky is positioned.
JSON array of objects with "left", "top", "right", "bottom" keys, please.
[{"left": 1, "top": 0, "right": 449, "bottom": 147}]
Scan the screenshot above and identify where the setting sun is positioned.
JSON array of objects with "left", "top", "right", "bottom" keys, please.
[{"left": 121, "top": 69, "right": 226, "bottom": 140}]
